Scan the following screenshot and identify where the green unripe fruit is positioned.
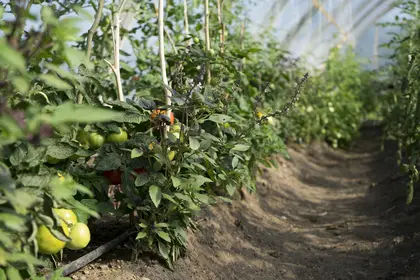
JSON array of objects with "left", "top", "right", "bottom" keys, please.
[
  {"left": 106, "top": 128, "right": 128, "bottom": 143},
  {"left": 65, "top": 223, "right": 91, "bottom": 250},
  {"left": 88, "top": 133, "right": 105, "bottom": 149}
]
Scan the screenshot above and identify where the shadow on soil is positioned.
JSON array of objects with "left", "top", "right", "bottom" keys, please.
[{"left": 67, "top": 125, "right": 420, "bottom": 280}]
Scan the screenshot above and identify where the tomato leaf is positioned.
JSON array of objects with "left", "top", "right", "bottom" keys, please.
[
  {"left": 0, "top": 213, "right": 27, "bottom": 232},
  {"left": 162, "top": 193, "right": 177, "bottom": 204},
  {"left": 9, "top": 145, "right": 27, "bottom": 166},
  {"left": 232, "top": 156, "right": 239, "bottom": 169},
  {"left": 158, "top": 241, "right": 169, "bottom": 259},
  {"left": 207, "top": 114, "right": 233, "bottom": 123},
  {"left": 174, "top": 193, "right": 190, "bottom": 201},
  {"left": 136, "top": 98, "right": 156, "bottom": 110},
  {"left": 231, "top": 144, "right": 250, "bottom": 152},
  {"left": 149, "top": 185, "right": 162, "bottom": 208},
  {"left": 39, "top": 74, "right": 72, "bottom": 90},
  {"left": 217, "top": 196, "right": 233, "bottom": 203},
  {"left": 47, "top": 143, "right": 77, "bottom": 159},
  {"left": 156, "top": 230, "right": 171, "bottom": 242},
  {"left": 195, "top": 193, "right": 209, "bottom": 204},
  {"left": 131, "top": 148, "right": 143, "bottom": 159},
  {"left": 49, "top": 102, "right": 123, "bottom": 125},
  {"left": 135, "top": 173, "right": 149, "bottom": 187},
  {"left": 95, "top": 153, "right": 121, "bottom": 171},
  {"left": 5, "top": 252, "right": 44, "bottom": 266},
  {"left": 171, "top": 176, "right": 181, "bottom": 188},
  {"left": 115, "top": 111, "right": 149, "bottom": 124},
  {"left": 189, "top": 137, "right": 200, "bottom": 150},
  {"left": 49, "top": 227, "right": 71, "bottom": 242},
  {"left": 190, "top": 175, "right": 212, "bottom": 189},
  {"left": 6, "top": 266, "right": 23, "bottom": 280},
  {"left": 136, "top": 231, "right": 147, "bottom": 240},
  {"left": 174, "top": 227, "right": 188, "bottom": 246},
  {"left": 187, "top": 201, "right": 200, "bottom": 211},
  {"left": 18, "top": 174, "right": 51, "bottom": 187},
  {"left": 0, "top": 38, "right": 26, "bottom": 72},
  {"left": 6, "top": 189, "right": 38, "bottom": 215},
  {"left": 155, "top": 223, "right": 169, "bottom": 228},
  {"left": 226, "top": 184, "right": 236, "bottom": 196}
]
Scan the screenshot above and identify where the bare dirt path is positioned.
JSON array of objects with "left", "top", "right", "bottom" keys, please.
[{"left": 70, "top": 126, "right": 420, "bottom": 280}]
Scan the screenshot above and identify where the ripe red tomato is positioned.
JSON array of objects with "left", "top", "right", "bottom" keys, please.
[
  {"left": 134, "top": 168, "right": 147, "bottom": 174},
  {"left": 103, "top": 170, "right": 122, "bottom": 185}
]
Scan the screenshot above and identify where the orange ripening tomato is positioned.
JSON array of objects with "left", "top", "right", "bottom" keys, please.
[{"left": 150, "top": 109, "right": 174, "bottom": 125}]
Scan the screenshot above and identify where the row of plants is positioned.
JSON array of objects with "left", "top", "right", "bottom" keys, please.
[
  {"left": 278, "top": 46, "right": 368, "bottom": 148},
  {"left": 376, "top": 0, "right": 420, "bottom": 204},
  {"left": 0, "top": 0, "right": 381, "bottom": 279}
]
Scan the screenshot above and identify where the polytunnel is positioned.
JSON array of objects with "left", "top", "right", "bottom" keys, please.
[
  {"left": 1, "top": 1, "right": 420, "bottom": 278},
  {"left": 24, "top": 0, "right": 402, "bottom": 69},
  {"left": 247, "top": 0, "right": 401, "bottom": 68}
]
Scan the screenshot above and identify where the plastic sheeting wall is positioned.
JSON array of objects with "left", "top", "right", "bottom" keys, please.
[{"left": 249, "top": 0, "right": 400, "bottom": 68}]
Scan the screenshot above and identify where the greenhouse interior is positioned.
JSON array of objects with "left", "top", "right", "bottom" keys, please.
[{"left": 1, "top": 0, "right": 419, "bottom": 279}]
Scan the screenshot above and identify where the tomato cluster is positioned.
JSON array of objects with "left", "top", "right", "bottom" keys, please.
[
  {"left": 75, "top": 109, "right": 178, "bottom": 154},
  {"left": 36, "top": 209, "right": 91, "bottom": 255},
  {"left": 76, "top": 126, "right": 128, "bottom": 151}
]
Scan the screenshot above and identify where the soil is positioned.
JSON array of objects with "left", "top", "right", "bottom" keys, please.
[{"left": 67, "top": 125, "right": 420, "bottom": 280}]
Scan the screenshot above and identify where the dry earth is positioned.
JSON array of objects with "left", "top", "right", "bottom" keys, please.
[{"left": 66, "top": 125, "right": 420, "bottom": 280}]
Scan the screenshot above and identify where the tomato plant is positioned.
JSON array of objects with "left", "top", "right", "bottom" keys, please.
[
  {"left": 378, "top": 0, "right": 420, "bottom": 204},
  {"left": 0, "top": 0, "right": 398, "bottom": 277}
]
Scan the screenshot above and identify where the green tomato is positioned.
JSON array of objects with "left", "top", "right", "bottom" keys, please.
[
  {"left": 36, "top": 223, "right": 69, "bottom": 255},
  {"left": 208, "top": 49, "right": 216, "bottom": 56},
  {"left": 168, "top": 150, "right": 176, "bottom": 161},
  {"left": 88, "top": 133, "right": 105, "bottom": 149},
  {"left": 106, "top": 128, "right": 128, "bottom": 143},
  {"left": 66, "top": 223, "right": 91, "bottom": 250},
  {"left": 193, "top": 37, "right": 200, "bottom": 44},
  {"left": 53, "top": 208, "right": 78, "bottom": 227}
]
